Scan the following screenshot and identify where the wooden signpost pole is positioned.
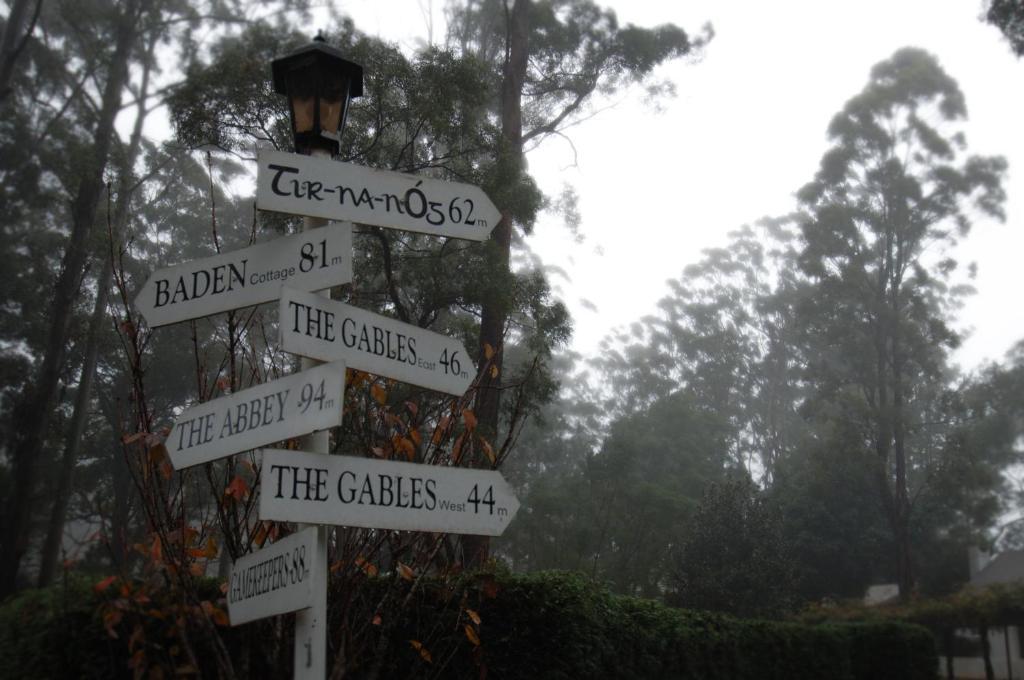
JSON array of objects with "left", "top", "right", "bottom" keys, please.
[{"left": 293, "top": 147, "right": 335, "bottom": 680}]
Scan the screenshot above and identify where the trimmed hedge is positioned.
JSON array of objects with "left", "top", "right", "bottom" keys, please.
[
  {"left": 0, "top": 571, "right": 936, "bottom": 679},
  {"left": 0, "top": 578, "right": 124, "bottom": 679}
]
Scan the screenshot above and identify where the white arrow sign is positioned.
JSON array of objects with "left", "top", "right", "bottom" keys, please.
[
  {"left": 259, "top": 449, "right": 520, "bottom": 536},
  {"left": 167, "top": 362, "right": 346, "bottom": 470},
  {"left": 227, "top": 526, "right": 317, "bottom": 626},
  {"left": 256, "top": 150, "right": 499, "bottom": 241},
  {"left": 279, "top": 287, "right": 473, "bottom": 397},
  {"left": 135, "top": 223, "right": 353, "bottom": 327}
]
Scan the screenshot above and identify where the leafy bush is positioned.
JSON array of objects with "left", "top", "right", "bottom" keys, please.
[{"left": 0, "top": 571, "right": 935, "bottom": 679}]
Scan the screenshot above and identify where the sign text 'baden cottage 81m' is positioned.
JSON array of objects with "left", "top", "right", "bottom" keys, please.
[
  {"left": 279, "top": 287, "right": 473, "bottom": 396},
  {"left": 256, "top": 150, "right": 499, "bottom": 241},
  {"left": 166, "top": 362, "right": 345, "bottom": 470},
  {"left": 259, "top": 449, "right": 520, "bottom": 536},
  {"left": 135, "top": 223, "right": 352, "bottom": 328},
  {"left": 227, "top": 526, "right": 317, "bottom": 626}
]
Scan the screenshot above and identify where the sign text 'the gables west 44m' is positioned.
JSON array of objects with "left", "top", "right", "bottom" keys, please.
[
  {"left": 166, "top": 362, "right": 345, "bottom": 470},
  {"left": 259, "top": 449, "right": 520, "bottom": 536},
  {"left": 134, "top": 223, "right": 352, "bottom": 327},
  {"left": 279, "top": 287, "right": 473, "bottom": 397},
  {"left": 255, "top": 150, "right": 499, "bottom": 241}
]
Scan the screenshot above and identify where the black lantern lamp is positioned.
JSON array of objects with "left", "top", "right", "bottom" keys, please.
[{"left": 272, "top": 33, "right": 363, "bottom": 156}]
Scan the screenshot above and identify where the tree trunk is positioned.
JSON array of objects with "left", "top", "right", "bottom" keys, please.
[
  {"left": 0, "top": 0, "right": 40, "bottom": 102},
  {"left": 943, "top": 628, "right": 954, "bottom": 680},
  {"left": 463, "top": 0, "right": 529, "bottom": 569},
  {"left": 36, "top": 249, "right": 112, "bottom": 586},
  {"left": 36, "top": 30, "right": 155, "bottom": 587},
  {"left": 0, "top": 0, "right": 143, "bottom": 597},
  {"left": 981, "top": 624, "right": 995, "bottom": 680}
]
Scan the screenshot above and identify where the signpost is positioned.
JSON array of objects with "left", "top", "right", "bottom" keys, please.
[
  {"left": 227, "top": 526, "right": 317, "bottom": 626},
  {"left": 256, "top": 149, "right": 500, "bottom": 242},
  {"left": 135, "top": 223, "right": 352, "bottom": 327},
  {"left": 139, "top": 40, "right": 523, "bottom": 680},
  {"left": 279, "top": 287, "right": 474, "bottom": 396},
  {"left": 259, "top": 449, "right": 520, "bottom": 536},
  {"left": 167, "top": 362, "right": 346, "bottom": 470}
]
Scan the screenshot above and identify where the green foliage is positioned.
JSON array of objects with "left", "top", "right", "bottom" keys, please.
[
  {"left": 448, "top": 0, "right": 708, "bottom": 148},
  {"left": 0, "top": 576, "right": 125, "bottom": 679},
  {"left": 798, "top": 580, "right": 1024, "bottom": 655},
  {"left": 987, "top": 0, "right": 1024, "bottom": 56},
  {"left": 795, "top": 46, "right": 1009, "bottom": 595},
  {"left": 582, "top": 46, "right": 1017, "bottom": 607},
  {"left": 670, "top": 477, "right": 799, "bottom": 618},
  {"left": 501, "top": 390, "right": 733, "bottom": 596},
  {"left": 0, "top": 571, "right": 937, "bottom": 680},
  {"left": 772, "top": 433, "right": 893, "bottom": 600}
]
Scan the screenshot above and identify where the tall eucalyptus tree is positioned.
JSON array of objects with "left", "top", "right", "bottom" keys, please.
[{"left": 794, "top": 47, "right": 1006, "bottom": 596}]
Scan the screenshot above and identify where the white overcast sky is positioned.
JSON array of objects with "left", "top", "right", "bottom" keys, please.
[{"left": 332, "top": 0, "right": 1024, "bottom": 373}]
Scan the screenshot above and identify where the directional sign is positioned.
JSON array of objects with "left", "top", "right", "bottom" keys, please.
[
  {"left": 227, "top": 526, "right": 317, "bottom": 626},
  {"left": 135, "top": 223, "right": 353, "bottom": 327},
  {"left": 279, "top": 287, "right": 473, "bottom": 396},
  {"left": 259, "top": 449, "right": 520, "bottom": 536},
  {"left": 256, "top": 149, "right": 499, "bottom": 242},
  {"left": 167, "top": 362, "right": 345, "bottom": 470}
]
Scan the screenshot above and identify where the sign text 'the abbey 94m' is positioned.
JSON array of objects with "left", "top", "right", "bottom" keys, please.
[{"left": 166, "top": 362, "right": 345, "bottom": 470}]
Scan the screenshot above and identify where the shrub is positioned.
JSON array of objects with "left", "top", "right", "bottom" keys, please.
[{"left": 0, "top": 570, "right": 935, "bottom": 679}]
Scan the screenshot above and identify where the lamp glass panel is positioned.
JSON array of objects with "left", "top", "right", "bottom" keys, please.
[
  {"left": 291, "top": 96, "right": 316, "bottom": 133},
  {"left": 285, "top": 63, "right": 318, "bottom": 133},
  {"left": 318, "top": 72, "right": 349, "bottom": 134}
]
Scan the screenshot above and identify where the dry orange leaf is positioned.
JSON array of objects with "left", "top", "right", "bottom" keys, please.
[
  {"left": 103, "top": 609, "right": 123, "bottom": 638},
  {"left": 490, "top": 365, "right": 499, "bottom": 379},
  {"left": 409, "top": 427, "right": 422, "bottom": 446},
  {"left": 462, "top": 409, "right": 477, "bottom": 431},
  {"left": 371, "top": 383, "right": 387, "bottom": 405},
  {"left": 465, "top": 608, "right": 481, "bottom": 625},
  {"left": 355, "top": 556, "right": 379, "bottom": 577},
  {"left": 397, "top": 562, "right": 414, "bottom": 581},
  {"left": 409, "top": 640, "right": 432, "bottom": 663},
  {"left": 481, "top": 440, "right": 496, "bottom": 465},
  {"left": 159, "top": 460, "right": 174, "bottom": 481},
  {"left": 224, "top": 476, "right": 249, "bottom": 502},
  {"left": 253, "top": 524, "right": 268, "bottom": 548},
  {"left": 148, "top": 443, "right": 167, "bottom": 463},
  {"left": 432, "top": 416, "right": 451, "bottom": 445},
  {"left": 464, "top": 624, "right": 481, "bottom": 647},
  {"left": 452, "top": 432, "right": 467, "bottom": 465},
  {"left": 94, "top": 575, "right": 117, "bottom": 593},
  {"left": 372, "top": 614, "right": 382, "bottom": 626},
  {"left": 484, "top": 343, "right": 494, "bottom": 360}
]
